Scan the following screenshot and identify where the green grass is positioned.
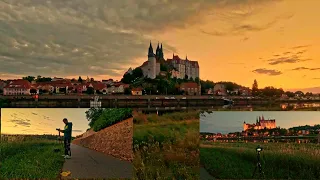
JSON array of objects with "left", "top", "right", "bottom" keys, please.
[
  {"left": 133, "top": 111, "right": 200, "bottom": 180},
  {"left": 0, "top": 139, "right": 64, "bottom": 179},
  {"left": 200, "top": 142, "right": 320, "bottom": 179}
]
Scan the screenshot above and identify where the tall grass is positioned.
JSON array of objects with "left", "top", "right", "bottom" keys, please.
[
  {"left": 200, "top": 142, "right": 320, "bottom": 179},
  {"left": 0, "top": 135, "right": 64, "bottom": 179},
  {"left": 133, "top": 111, "right": 200, "bottom": 180}
]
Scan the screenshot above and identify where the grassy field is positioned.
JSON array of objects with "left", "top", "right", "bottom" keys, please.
[
  {"left": 133, "top": 111, "right": 200, "bottom": 180},
  {"left": 0, "top": 135, "right": 64, "bottom": 179},
  {"left": 200, "top": 142, "right": 320, "bottom": 179}
]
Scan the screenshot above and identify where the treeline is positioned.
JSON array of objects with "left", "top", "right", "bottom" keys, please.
[{"left": 289, "top": 124, "right": 320, "bottom": 131}]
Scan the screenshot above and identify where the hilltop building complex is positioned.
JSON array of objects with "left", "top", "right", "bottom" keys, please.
[
  {"left": 132, "top": 42, "right": 200, "bottom": 80},
  {"left": 243, "top": 116, "right": 276, "bottom": 131}
]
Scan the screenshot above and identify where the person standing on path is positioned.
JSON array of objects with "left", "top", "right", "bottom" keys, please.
[{"left": 57, "top": 118, "right": 73, "bottom": 159}]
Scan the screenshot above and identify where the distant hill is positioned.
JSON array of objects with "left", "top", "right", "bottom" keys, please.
[
  {"left": 286, "top": 87, "right": 320, "bottom": 94},
  {"left": 289, "top": 124, "right": 320, "bottom": 131}
]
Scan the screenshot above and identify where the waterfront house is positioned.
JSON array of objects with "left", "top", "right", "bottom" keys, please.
[
  {"left": 3, "top": 79, "right": 32, "bottom": 95},
  {"left": 180, "top": 82, "right": 201, "bottom": 95}
]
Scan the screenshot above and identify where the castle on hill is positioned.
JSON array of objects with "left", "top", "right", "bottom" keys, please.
[
  {"left": 127, "top": 41, "right": 200, "bottom": 80},
  {"left": 243, "top": 115, "right": 276, "bottom": 131}
]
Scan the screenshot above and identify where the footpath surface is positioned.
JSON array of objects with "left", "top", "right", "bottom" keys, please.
[
  {"left": 200, "top": 167, "right": 215, "bottom": 180},
  {"left": 62, "top": 143, "right": 132, "bottom": 179}
]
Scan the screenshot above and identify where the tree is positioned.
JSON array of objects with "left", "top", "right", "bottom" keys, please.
[
  {"left": 124, "top": 88, "right": 131, "bottom": 95},
  {"left": 195, "top": 77, "right": 200, "bottom": 84},
  {"left": 132, "top": 68, "right": 143, "bottom": 78},
  {"left": 22, "top": 76, "right": 35, "bottom": 82},
  {"left": 160, "top": 64, "right": 168, "bottom": 71},
  {"left": 86, "top": 87, "right": 95, "bottom": 94},
  {"left": 85, "top": 108, "right": 104, "bottom": 127},
  {"left": 91, "top": 78, "right": 95, "bottom": 82},
  {"left": 285, "top": 91, "right": 295, "bottom": 98},
  {"left": 252, "top": 79, "right": 258, "bottom": 96},
  {"left": 305, "top": 92, "right": 313, "bottom": 96},
  {"left": 78, "top": 76, "right": 83, "bottom": 83},
  {"left": 36, "top": 77, "right": 52, "bottom": 82}
]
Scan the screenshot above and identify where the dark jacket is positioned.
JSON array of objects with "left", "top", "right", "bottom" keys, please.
[{"left": 62, "top": 122, "right": 72, "bottom": 140}]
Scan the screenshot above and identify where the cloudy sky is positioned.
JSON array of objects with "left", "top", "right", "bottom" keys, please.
[
  {"left": 0, "top": 0, "right": 319, "bottom": 91},
  {"left": 1, "top": 108, "right": 89, "bottom": 136},
  {"left": 200, "top": 111, "right": 320, "bottom": 134}
]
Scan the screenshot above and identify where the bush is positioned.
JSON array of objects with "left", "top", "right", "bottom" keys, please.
[{"left": 92, "top": 108, "right": 132, "bottom": 132}]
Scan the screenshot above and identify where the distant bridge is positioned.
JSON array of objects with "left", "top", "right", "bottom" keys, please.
[{"left": 0, "top": 95, "right": 319, "bottom": 108}]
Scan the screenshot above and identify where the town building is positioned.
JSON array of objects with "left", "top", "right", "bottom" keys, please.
[
  {"left": 167, "top": 54, "right": 199, "bottom": 80},
  {"left": 3, "top": 79, "right": 32, "bottom": 95},
  {"left": 213, "top": 83, "right": 227, "bottom": 95},
  {"left": 243, "top": 116, "right": 276, "bottom": 131},
  {"left": 180, "top": 82, "right": 201, "bottom": 95},
  {"left": 132, "top": 87, "right": 143, "bottom": 95},
  {"left": 0, "top": 80, "right": 6, "bottom": 93}
]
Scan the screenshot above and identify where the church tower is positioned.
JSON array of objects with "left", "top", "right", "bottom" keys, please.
[{"left": 148, "top": 41, "right": 156, "bottom": 79}]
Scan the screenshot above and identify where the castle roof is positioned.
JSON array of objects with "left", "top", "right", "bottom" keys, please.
[{"left": 167, "top": 54, "right": 199, "bottom": 68}]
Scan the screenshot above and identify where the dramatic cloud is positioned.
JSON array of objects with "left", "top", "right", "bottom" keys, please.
[
  {"left": 200, "top": 0, "right": 293, "bottom": 37},
  {"left": 292, "top": 67, "right": 320, "bottom": 71},
  {"left": 10, "top": 119, "right": 31, "bottom": 127},
  {"left": 292, "top": 45, "right": 311, "bottom": 49},
  {"left": 267, "top": 54, "right": 311, "bottom": 65},
  {"left": 252, "top": 68, "right": 282, "bottom": 76}
]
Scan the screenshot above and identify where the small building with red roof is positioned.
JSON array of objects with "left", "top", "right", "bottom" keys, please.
[
  {"left": 180, "top": 82, "right": 201, "bottom": 95},
  {"left": 3, "top": 79, "right": 32, "bottom": 95},
  {"left": 131, "top": 87, "right": 143, "bottom": 96}
]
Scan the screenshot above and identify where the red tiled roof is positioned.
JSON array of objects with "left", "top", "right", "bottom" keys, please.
[
  {"left": 4, "top": 79, "right": 31, "bottom": 89},
  {"left": 132, "top": 87, "right": 142, "bottom": 91},
  {"left": 91, "top": 82, "right": 106, "bottom": 90},
  {"left": 180, "top": 82, "right": 199, "bottom": 89}
]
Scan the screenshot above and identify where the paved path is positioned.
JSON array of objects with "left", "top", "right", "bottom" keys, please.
[
  {"left": 62, "top": 144, "right": 132, "bottom": 179},
  {"left": 200, "top": 167, "right": 215, "bottom": 180}
]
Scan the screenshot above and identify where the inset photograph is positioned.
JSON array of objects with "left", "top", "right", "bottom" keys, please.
[
  {"left": 133, "top": 110, "right": 200, "bottom": 179},
  {"left": 0, "top": 108, "right": 133, "bottom": 179},
  {"left": 200, "top": 111, "right": 320, "bottom": 179}
]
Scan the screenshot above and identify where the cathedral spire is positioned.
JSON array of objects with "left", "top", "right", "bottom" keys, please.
[
  {"left": 148, "top": 41, "right": 155, "bottom": 58},
  {"left": 186, "top": 55, "right": 188, "bottom": 60}
]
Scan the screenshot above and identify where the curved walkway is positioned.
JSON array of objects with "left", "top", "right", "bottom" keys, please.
[{"left": 62, "top": 144, "right": 132, "bottom": 179}]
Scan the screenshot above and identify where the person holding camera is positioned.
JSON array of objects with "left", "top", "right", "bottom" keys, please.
[{"left": 57, "top": 118, "right": 73, "bottom": 159}]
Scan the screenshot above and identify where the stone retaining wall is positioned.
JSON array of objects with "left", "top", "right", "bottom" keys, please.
[{"left": 73, "top": 117, "right": 133, "bottom": 161}]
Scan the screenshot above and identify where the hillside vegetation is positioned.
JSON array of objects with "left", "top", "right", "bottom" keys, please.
[
  {"left": 86, "top": 108, "right": 132, "bottom": 132},
  {"left": 133, "top": 111, "right": 200, "bottom": 180}
]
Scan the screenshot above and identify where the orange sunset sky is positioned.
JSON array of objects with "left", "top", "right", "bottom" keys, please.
[
  {"left": 1, "top": 109, "right": 89, "bottom": 136},
  {"left": 0, "top": 0, "right": 319, "bottom": 92}
]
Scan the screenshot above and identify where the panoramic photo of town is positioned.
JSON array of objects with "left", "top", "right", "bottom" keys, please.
[
  {"left": 1, "top": 0, "right": 320, "bottom": 179},
  {"left": 200, "top": 111, "right": 320, "bottom": 179},
  {"left": 1, "top": 0, "right": 320, "bottom": 110}
]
